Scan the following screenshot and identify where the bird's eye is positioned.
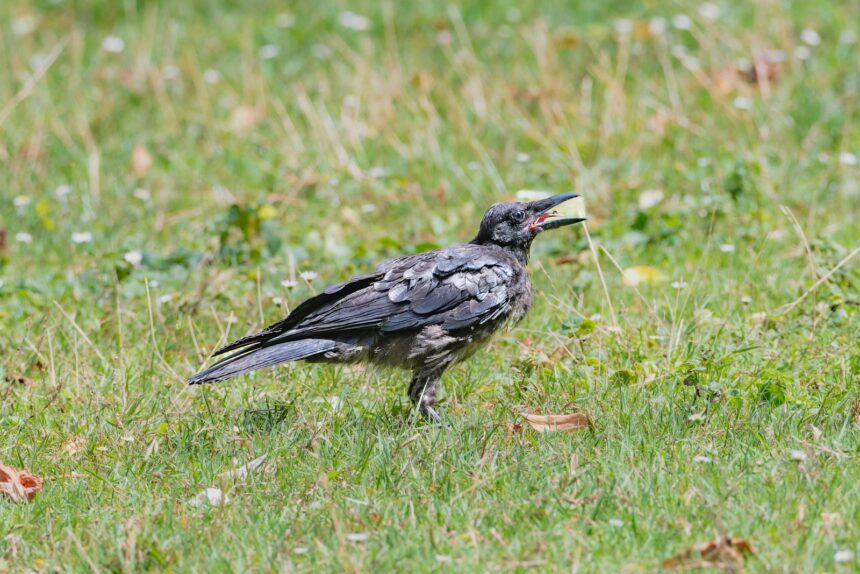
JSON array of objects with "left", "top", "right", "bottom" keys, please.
[{"left": 511, "top": 210, "right": 525, "bottom": 223}]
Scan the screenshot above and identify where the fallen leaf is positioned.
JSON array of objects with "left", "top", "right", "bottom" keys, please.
[
  {"left": 663, "top": 537, "right": 755, "bottom": 570},
  {"left": 521, "top": 411, "right": 589, "bottom": 433},
  {"left": 0, "top": 464, "right": 43, "bottom": 503},
  {"left": 63, "top": 437, "right": 85, "bottom": 457},
  {"left": 5, "top": 373, "right": 35, "bottom": 386},
  {"left": 230, "top": 105, "right": 264, "bottom": 133},
  {"left": 131, "top": 144, "right": 152, "bottom": 177},
  {"left": 218, "top": 455, "right": 267, "bottom": 481},
  {"left": 738, "top": 57, "right": 781, "bottom": 87},
  {"left": 622, "top": 265, "right": 666, "bottom": 286},
  {"left": 189, "top": 487, "right": 228, "bottom": 507}
]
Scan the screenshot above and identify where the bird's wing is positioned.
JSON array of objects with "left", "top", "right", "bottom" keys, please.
[
  {"left": 211, "top": 271, "right": 383, "bottom": 356},
  {"left": 267, "top": 247, "right": 516, "bottom": 342},
  {"left": 212, "top": 247, "right": 517, "bottom": 357}
]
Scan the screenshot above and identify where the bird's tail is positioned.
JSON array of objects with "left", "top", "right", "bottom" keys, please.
[{"left": 187, "top": 339, "right": 336, "bottom": 385}]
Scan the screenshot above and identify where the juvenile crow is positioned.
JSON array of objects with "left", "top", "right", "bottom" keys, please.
[{"left": 189, "top": 193, "right": 585, "bottom": 421}]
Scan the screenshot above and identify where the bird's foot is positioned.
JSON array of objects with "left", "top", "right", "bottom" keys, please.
[
  {"left": 422, "top": 405, "right": 443, "bottom": 425},
  {"left": 409, "top": 404, "right": 443, "bottom": 426}
]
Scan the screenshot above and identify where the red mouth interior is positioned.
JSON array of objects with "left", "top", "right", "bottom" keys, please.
[{"left": 531, "top": 211, "right": 558, "bottom": 228}]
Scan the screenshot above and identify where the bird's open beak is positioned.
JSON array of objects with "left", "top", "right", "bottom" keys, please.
[{"left": 528, "top": 193, "right": 586, "bottom": 231}]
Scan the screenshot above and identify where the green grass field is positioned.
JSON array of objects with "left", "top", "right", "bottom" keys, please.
[{"left": 2, "top": 0, "right": 859, "bottom": 571}]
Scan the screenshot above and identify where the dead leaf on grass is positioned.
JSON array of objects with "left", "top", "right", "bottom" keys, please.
[
  {"left": 521, "top": 411, "right": 589, "bottom": 433},
  {"left": 188, "top": 487, "right": 228, "bottom": 508},
  {"left": 63, "top": 436, "right": 86, "bottom": 457},
  {"left": 0, "top": 464, "right": 43, "bottom": 503},
  {"left": 230, "top": 105, "right": 264, "bottom": 133},
  {"left": 663, "top": 537, "right": 755, "bottom": 570},
  {"left": 218, "top": 455, "right": 267, "bottom": 482},
  {"left": 5, "top": 373, "right": 35, "bottom": 387},
  {"left": 131, "top": 144, "right": 152, "bottom": 177}
]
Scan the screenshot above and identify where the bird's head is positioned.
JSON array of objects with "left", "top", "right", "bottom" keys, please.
[{"left": 471, "top": 193, "right": 586, "bottom": 258}]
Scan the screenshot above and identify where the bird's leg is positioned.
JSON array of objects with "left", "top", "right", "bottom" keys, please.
[{"left": 408, "top": 367, "right": 446, "bottom": 424}]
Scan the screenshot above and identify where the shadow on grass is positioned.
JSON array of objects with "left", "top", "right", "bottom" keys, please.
[{"left": 241, "top": 399, "right": 293, "bottom": 433}]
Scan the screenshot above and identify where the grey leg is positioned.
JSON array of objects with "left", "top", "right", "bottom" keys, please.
[{"left": 408, "top": 368, "right": 445, "bottom": 423}]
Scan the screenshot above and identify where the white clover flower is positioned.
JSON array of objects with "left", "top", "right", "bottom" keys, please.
[
  {"left": 312, "top": 44, "right": 332, "bottom": 59},
  {"left": 698, "top": 3, "right": 721, "bottom": 21},
  {"left": 436, "top": 30, "right": 452, "bottom": 45},
  {"left": 649, "top": 17, "right": 667, "bottom": 36},
  {"left": 733, "top": 96, "right": 753, "bottom": 110},
  {"left": 259, "top": 44, "right": 279, "bottom": 60},
  {"left": 338, "top": 11, "right": 371, "bottom": 31},
  {"left": 277, "top": 13, "right": 296, "bottom": 28},
  {"left": 124, "top": 250, "right": 143, "bottom": 265},
  {"left": 102, "top": 36, "right": 125, "bottom": 53},
  {"left": 839, "top": 152, "right": 857, "bottom": 166},
  {"left": 15, "top": 232, "right": 33, "bottom": 243},
  {"left": 71, "top": 231, "right": 93, "bottom": 244},
  {"left": 790, "top": 450, "right": 807, "bottom": 461},
  {"left": 203, "top": 69, "right": 221, "bottom": 84},
  {"left": 161, "top": 65, "right": 180, "bottom": 80},
  {"left": 12, "top": 15, "right": 37, "bottom": 36},
  {"left": 672, "top": 14, "right": 693, "bottom": 30},
  {"left": 613, "top": 19, "right": 633, "bottom": 35},
  {"left": 800, "top": 29, "right": 821, "bottom": 46},
  {"left": 13, "top": 195, "right": 31, "bottom": 208},
  {"left": 672, "top": 281, "right": 689, "bottom": 289}
]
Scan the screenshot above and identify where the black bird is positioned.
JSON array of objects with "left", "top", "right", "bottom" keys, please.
[{"left": 188, "top": 193, "right": 585, "bottom": 422}]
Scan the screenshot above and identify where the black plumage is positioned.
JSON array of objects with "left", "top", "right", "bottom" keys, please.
[{"left": 188, "top": 193, "right": 585, "bottom": 422}]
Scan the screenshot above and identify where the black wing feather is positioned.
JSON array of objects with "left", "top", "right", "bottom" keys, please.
[{"left": 213, "top": 245, "right": 516, "bottom": 354}]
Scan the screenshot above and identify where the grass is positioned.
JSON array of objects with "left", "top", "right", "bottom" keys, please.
[{"left": 1, "top": 0, "right": 859, "bottom": 571}]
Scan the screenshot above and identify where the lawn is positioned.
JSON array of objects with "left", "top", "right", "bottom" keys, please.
[{"left": 1, "top": 0, "right": 859, "bottom": 571}]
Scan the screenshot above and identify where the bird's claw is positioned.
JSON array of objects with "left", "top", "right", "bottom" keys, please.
[{"left": 422, "top": 406, "right": 443, "bottom": 425}]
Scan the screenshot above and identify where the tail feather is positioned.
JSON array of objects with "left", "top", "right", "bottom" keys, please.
[{"left": 188, "top": 339, "right": 336, "bottom": 385}]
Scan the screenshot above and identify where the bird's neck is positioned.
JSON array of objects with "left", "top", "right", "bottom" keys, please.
[{"left": 469, "top": 238, "right": 531, "bottom": 266}]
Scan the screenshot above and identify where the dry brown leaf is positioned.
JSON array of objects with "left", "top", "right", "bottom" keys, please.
[
  {"left": 521, "top": 411, "right": 589, "bottom": 433},
  {"left": 217, "top": 455, "right": 267, "bottom": 482},
  {"left": 5, "top": 373, "right": 35, "bottom": 387},
  {"left": 739, "top": 58, "right": 781, "bottom": 87},
  {"left": 131, "top": 144, "right": 153, "bottom": 177},
  {"left": 63, "top": 436, "right": 86, "bottom": 457},
  {"left": 230, "top": 105, "right": 264, "bottom": 133},
  {"left": 663, "top": 537, "right": 755, "bottom": 570},
  {"left": 0, "top": 464, "right": 43, "bottom": 503}
]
